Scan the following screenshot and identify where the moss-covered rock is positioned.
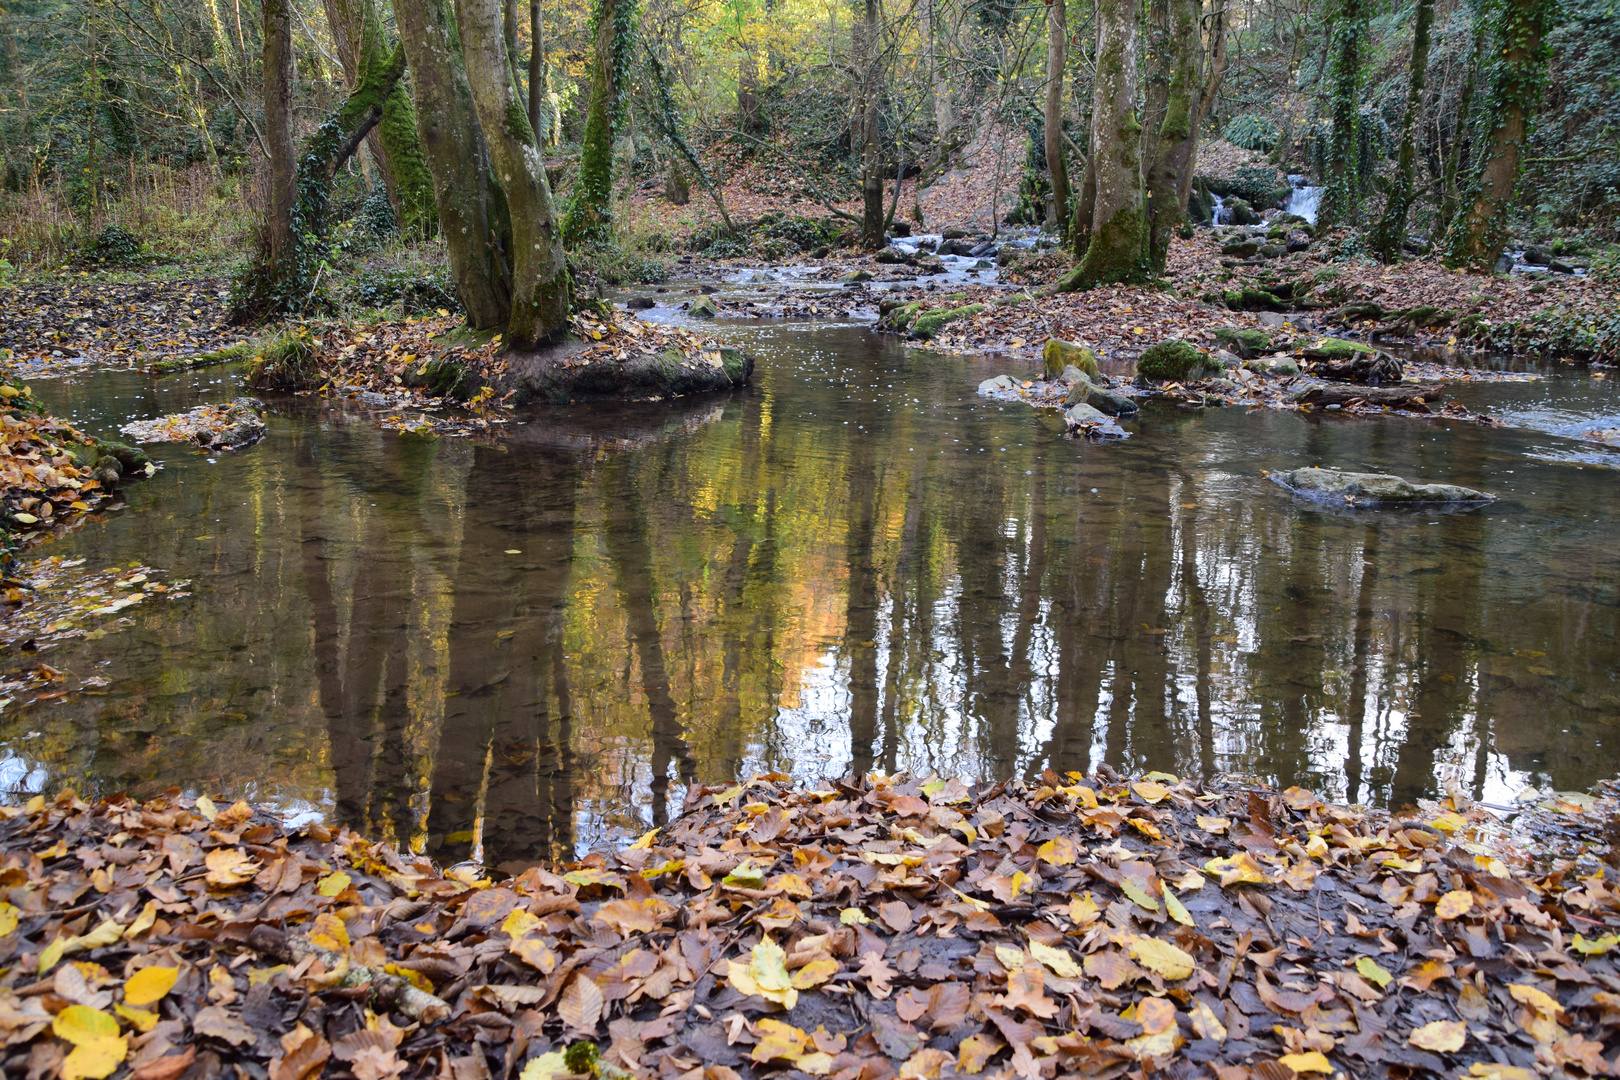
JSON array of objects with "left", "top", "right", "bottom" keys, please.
[
  {"left": 1302, "top": 338, "right": 1375, "bottom": 362},
  {"left": 404, "top": 357, "right": 473, "bottom": 400},
  {"left": 910, "top": 304, "right": 984, "bottom": 340},
  {"left": 1243, "top": 355, "right": 1300, "bottom": 376},
  {"left": 687, "top": 296, "right": 719, "bottom": 318},
  {"left": 1224, "top": 288, "right": 1287, "bottom": 312},
  {"left": 1221, "top": 239, "right": 1261, "bottom": 258},
  {"left": 1332, "top": 301, "right": 1385, "bottom": 322},
  {"left": 497, "top": 339, "right": 752, "bottom": 405},
  {"left": 1137, "top": 339, "right": 1211, "bottom": 381},
  {"left": 878, "top": 301, "right": 923, "bottom": 332},
  {"left": 1042, "top": 339, "right": 1100, "bottom": 380},
  {"left": 1212, "top": 327, "right": 1272, "bottom": 357}
]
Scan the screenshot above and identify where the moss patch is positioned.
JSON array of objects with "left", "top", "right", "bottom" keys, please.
[{"left": 1136, "top": 339, "right": 1208, "bottom": 381}]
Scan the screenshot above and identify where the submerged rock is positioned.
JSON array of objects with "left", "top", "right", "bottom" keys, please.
[
  {"left": 1062, "top": 377, "right": 1138, "bottom": 416},
  {"left": 626, "top": 296, "right": 658, "bottom": 310},
  {"left": 978, "top": 374, "right": 1022, "bottom": 394},
  {"left": 1063, "top": 401, "right": 1128, "bottom": 439},
  {"left": 874, "top": 248, "right": 910, "bottom": 265},
  {"left": 1272, "top": 467, "right": 1494, "bottom": 507}
]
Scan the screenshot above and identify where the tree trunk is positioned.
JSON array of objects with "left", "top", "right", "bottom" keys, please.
[
  {"left": 324, "top": 0, "right": 438, "bottom": 233},
  {"left": 394, "top": 0, "right": 509, "bottom": 329},
  {"left": 857, "top": 0, "right": 885, "bottom": 249},
  {"left": 1369, "top": 0, "right": 1434, "bottom": 261},
  {"left": 1445, "top": 0, "right": 1554, "bottom": 269},
  {"left": 455, "top": 0, "right": 571, "bottom": 345},
  {"left": 1320, "top": 0, "right": 1366, "bottom": 228},
  {"left": 1176, "top": 0, "right": 1226, "bottom": 212},
  {"left": 1044, "top": 0, "right": 1071, "bottom": 239},
  {"left": 926, "top": 0, "right": 953, "bottom": 152},
  {"left": 565, "top": 0, "right": 635, "bottom": 245},
  {"left": 527, "top": 0, "right": 547, "bottom": 140},
  {"left": 1058, "top": 0, "right": 1147, "bottom": 289},
  {"left": 1144, "top": 0, "right": 1199, "bottom": 273},
  {"left": 1434, "top": 11, "right": 1485, "bottom": 241},
  {"left": 262, "top": 0, "right": 295, "bottom": 270}
]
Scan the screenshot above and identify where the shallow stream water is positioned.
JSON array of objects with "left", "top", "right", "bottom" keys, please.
[{"left": 4, "top": 305, "right": 1620, "bottom": 867}]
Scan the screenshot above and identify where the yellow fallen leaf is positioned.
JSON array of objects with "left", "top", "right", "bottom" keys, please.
[
  {"left": 1204, "top": 852, "right": 1268, "bottom": 886},
  {"left": 316, "top": 870, "right": 352, "bottom": 897},
  {"left": 123, "top": 965, "right": 178, "bottom": 1006},
  {"left": 1037, "top": 835, "right": 1077, "bottom": 866},
  {"left": 1573, "top": 933, "right": 1619, "bottom": 956},
  {"left": 520, "top": 1051, "right": 569, "bottom": 1080},
  {"left": 1435, "top": 890, "right": 1473, "bottom": 920},
  {"left": 1130, "top": 937, "right": 1195, "bottom": 980},
  {"left": 791, "top": 958, "right": 839, "bottom": 989},
  {"left": 1189, "top": 999, "right": 1226, "bottom": 1042},
  {"left": 1410, "top": 1019, "right": 1466, "bottom": 1052},
  {"left": 204, "top": 848, "right": 256, "bottom": 887},
  {"left": 1028, "top": 940, "right": 1081, "bottom": 979},
  {"left": 1278, "top": 1050, "right": 1333, "bottom": 1074},
  {"left": 0, "top": 901, "right": 17, "bottom": 937},
  {"left": 1132, "top": 780, "right": 1168, "bottom": 803},
  {"left": 113, "top": 1004, "right": 158, "bottom": 1033},
  {"left": 1121, "top": 876, "right": 1162, "bottom": 914},
  {"left": 1355, "top": 956, "right": 1393, "bottom": 988},
  {"left": 1164, "top": 888, "right": 1195, "bottom": 927},
  {"left": 728, "top": 938, "right": 797, "bottom": 1009},
  {"left": 1510, "top": 983, "right": 1562, "bottom": 1015},
  {"left": 840, "top": 908, "right": 870, "bottom": 925}
]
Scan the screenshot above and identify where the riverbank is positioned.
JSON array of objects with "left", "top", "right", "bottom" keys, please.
[{"left": 4, "top": 773, "right": 1617, "bottom": 1080}]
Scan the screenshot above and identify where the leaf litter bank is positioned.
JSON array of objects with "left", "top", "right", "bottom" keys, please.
[{"left": 5, "top": 774, "right": 1620, "bottom": 1080}]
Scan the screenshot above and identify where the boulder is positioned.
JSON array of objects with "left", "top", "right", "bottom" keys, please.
[
  {"left": 1210, "top": 349, "right": 1242, "bottom": 370},
  {"left": 1221, "top": 240, "right": 1261, "bottom": 258},
  {"left": 1212, "top": 327, "right": 1272, "bottom": 358},
  {"left": 1244, "top": 355, "right": 1300, "bottom": 377},
  {"left": 874, "top": 247, "right": 910, "bottom": 264},
  {"left": 1043, "top": 339, "right": 1100, "bottom": 380},
  {"left": 1136, "top": 339, "right": 1214, "bottom": 381},
  {"left": 1063, "top": 402, "right": 1128, "bottom": 438},
  {"left": 626, "top": 296, "right": 658, "bottom": 310},
  {"left": 937, "top": 239, "right": 975, "bottom": 256},
  {"left": 1272, "top": 467, "right": 1494, "bottom": 507},
  {"left": 941, "top": 227, "right": 970, "bottom": 240},
  {"left": 1522, "top": 245, "right": 1553, "bottom": 266},
  {"left": 1260, "top": 244, "right": 1287, "bottom": 259},
  {"left": 911, "top": 303, "right": 984, "bottom": 340},
  {"left": 1057, "top": 365, "right": 1090, "bottom": 385},
  {"left": 891, "top": 222, "right": 912, "bottom": 237},
  {"left": 839, "top": 270, "right": 875, "bottom": 284},
  {"left": 978, "top": 375, "right": 1022, "bottom": 394},
  {"left": 687, "top": 296, "right": 719, "bottom": 318},
  {"left": 1064, "top": 379, "right": 1138, "bottom": 416}
]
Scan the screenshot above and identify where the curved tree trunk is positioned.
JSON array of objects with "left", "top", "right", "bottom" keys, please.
[
  {"left": 1369, "top": 0, "right": 1434, "bottom": 261},
  {"left": 1144, "top": 0, "right": 1199, "bottom": 273},
  {"left": 1044, "top": 0, "right": 1071, "bottom": 239},
  {"left": 394, "top": 0, "right": 510, "bottom": 329},
  {"left": 565, "top": 0, "right": 635, "bottom": 245},
  {"left": 456, "top": 0, "right": 571, "bottom": 345},
  {"left": 1059, "top": 0, "right": 1147, "bottom": 289},
  {"left": 1444, "top": 0, "right": 1554, "bottom": 270},
  {"left": 1319, "top": 0, "right": 1367, "bottom": 228}
]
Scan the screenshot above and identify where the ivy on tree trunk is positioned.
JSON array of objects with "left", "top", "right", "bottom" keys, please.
[
  {"left": 1370, "top": 0, "right": 1435, "bottom": 261},
  {"left": 565, "top": 0, "right": 637, "bottom": 246}
]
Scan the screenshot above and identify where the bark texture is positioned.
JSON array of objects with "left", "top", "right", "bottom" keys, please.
[
  {"left": 1370, "top": 0, "right": 1435, "bottom": 261},
  {"left": 1445, "top": 0, "right": 1555, "bottom": 269},
  {"left": 1044, "top": 0, "right": 1071, "bottom": 239},
  {"left": 856, "top": 0, "right": 886, "bottom": 249},
  {"left": 394, "top": 0, "right": 510, "bottom": 329},
  {"left": 565, "top": 0, "right": 634, "bottom": 245},
  {"left": 1144, "top": 0, "right": 1200, "bottom": 273},
  {"left": 456, "top": 0, "right": 571, "bottom": 345},
  {"left": 1059, "top": 0, "right": 1148, "bottom": 289},
  {"left": 262, "top": 0, "right": 295, "bottom": 270}
]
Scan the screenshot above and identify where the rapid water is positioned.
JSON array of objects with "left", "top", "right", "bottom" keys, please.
[
  {"left": 1287, "top": 175, "right": 1322, "bottom": 224},
  {"left": 4, "top": 303, "right": 1619, "bottom": 861}
]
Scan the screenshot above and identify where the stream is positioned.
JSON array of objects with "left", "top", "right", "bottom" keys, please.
[{"left": 3, "top": 296, "right": 1620, "bottom": 866}]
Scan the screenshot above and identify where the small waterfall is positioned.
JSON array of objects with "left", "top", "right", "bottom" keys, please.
[
  {"left": 1210, "top": 193, "right": 1230, "bottom": 225},
  {"left": 1286, "top": 175, "right": 1322, "bottom": 224}
]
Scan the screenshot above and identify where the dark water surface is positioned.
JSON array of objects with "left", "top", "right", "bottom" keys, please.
[{"left": 5, "top": 318, "right": 1620, "bottom": 868}]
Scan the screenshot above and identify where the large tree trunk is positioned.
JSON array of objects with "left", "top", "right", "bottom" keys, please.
[
  {"left": 527, "top": 0, "right": 547, "bottom": 141},
  {"left": 1319, "top": 0, "right": 1367, "bottom": 228},
  {"left": 394, "top": 0, "right": 509, "bottom": 329},
  {"left": 323, "top": 0, "right": 437, "bottom": 233},
  {"left": 456, "top": 0, "right": 571, "bottom": 345},
  {"left": 262, "top": 0, "right": 295, "bottom": 271},
  {"left": 1176, "top": 0, "right": 1226, "bottom": 212},
  {"left": 1434, "top": 16, "right": 1484, "bottom": 242},
  {"left": 565, "top": 0, "right": 635, "bottom": 245},
  {"left": 1445, "top": 0, "right": 1554, "bottom": 269},
  {"left": 1144, "top": 0, "right": 1200, "bottom": 273},
  {"left": 1044, "top": 0, "right": 1071, "bottom": 239},
  {"left": 1058, "top": 0, "right": 1148, "bottom": 289},
  {"left": 1370, "top": 0, "right": 1434, "bottom": 261},
  {"left": 857, "top": 0, "right": 885, "bottom": 249}
]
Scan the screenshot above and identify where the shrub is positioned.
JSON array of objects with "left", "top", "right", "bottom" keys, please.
[
  {"left": 84, "top": 225, "right": 144, "bottom": 266},
  {"left": 348, "top": 266, "right": 459, "bottom": 314},
  {"left": 1223, "top": 114, "right": 1281, "bottom": 154}
]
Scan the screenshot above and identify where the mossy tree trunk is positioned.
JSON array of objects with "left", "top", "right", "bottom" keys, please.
[
  {"left": 1058, "top": 0, "right": 1148, "bottom": 290},
  {"left": 394, "top": 0, "right": 511, "bottom": 330},
  {"left": 1434, "top": 10, "right": 1485, "bottom": 241},
  {"left": 1369, "top": 0, "right": 1434, "bottom": 261},
  {"left": 1044, "top": 0, "right": 1071, "bottom": 240},
  {"left": 1175, "top": 0, "right": 1227, "bottom": 213},
  {"left": 1444, "top": 0, "right": 1555, "bottom": 270},
  {"left": 1143, "top": 0, "right": 1200, "bottom": 274},
  {"left": 856, "top": 0, "right": 886, "bottom": 249},
  {"left": 262, "top": 0, "right": 296, "bottom": 274},
  {"left": 1319, "top": 0, "right": 1367, "bottom": 229},
  {"left": 455, "top": 0, "right": 571, "bottom": 346},
  {"left": 565, "top": 0, "right": 637, "bottom": 246}
]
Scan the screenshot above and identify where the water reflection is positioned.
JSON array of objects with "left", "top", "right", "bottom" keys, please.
[{"left": 3, "top": 328, "right": 1620, "bottom": 861}]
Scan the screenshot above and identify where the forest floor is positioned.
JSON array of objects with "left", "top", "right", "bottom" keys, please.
[{"left": 4, "top": 773, "right": 1620, "bottom": 1080}]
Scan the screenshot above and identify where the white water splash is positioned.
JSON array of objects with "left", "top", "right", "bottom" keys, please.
[{"left": 1286, "top": 175, "right": 1322, "bottom": 224}]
